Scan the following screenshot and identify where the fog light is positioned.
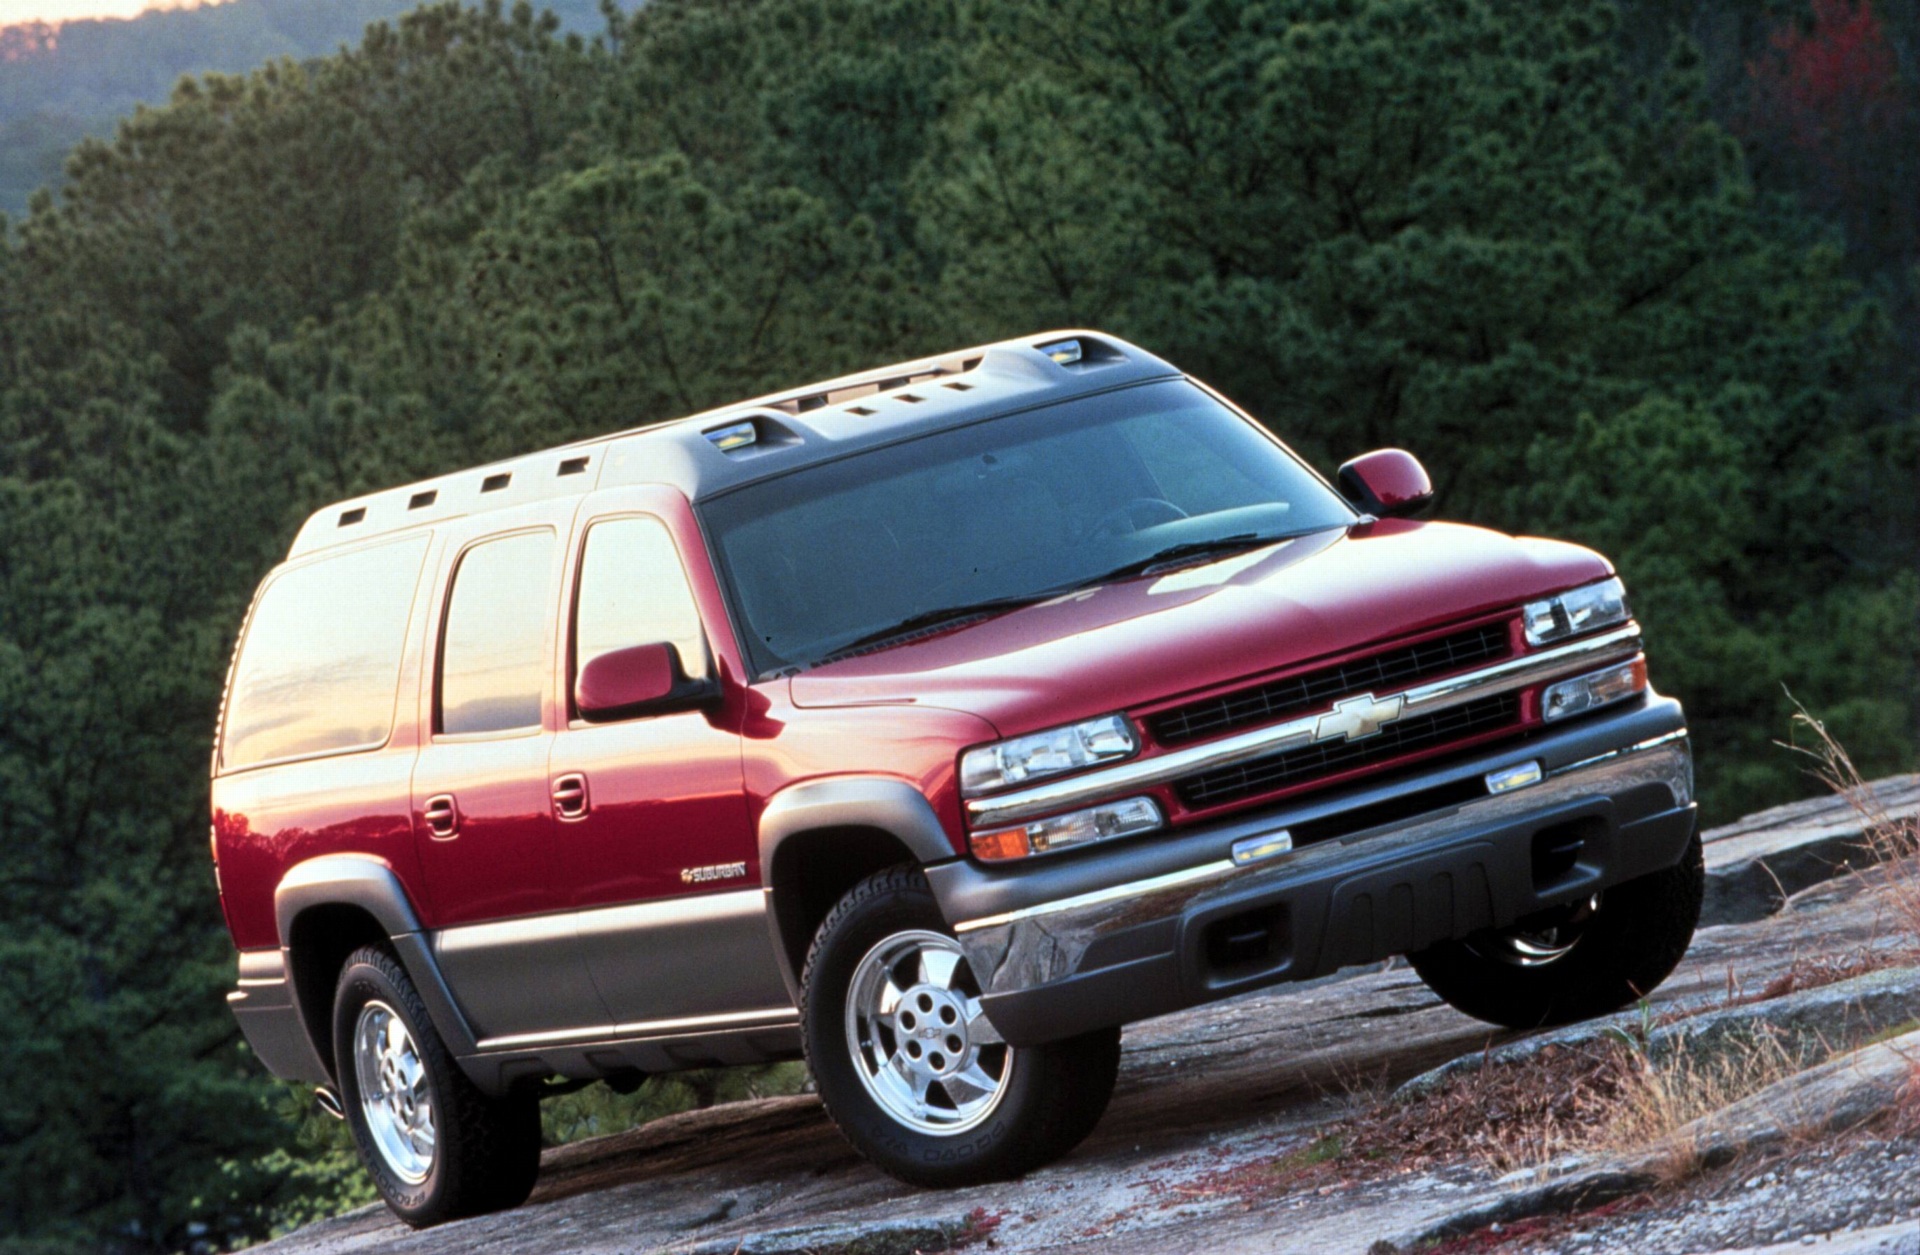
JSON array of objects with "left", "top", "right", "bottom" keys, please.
[
  {"left": 1485, "top": 761, "right": 1544, "bottom": 794},
  {"left": 970, "top": 796, "right": 1162, "bottom": 862},
  {"left": 1231, "top": 831, "right": 1295, "bottom": 865},
  {"left": 1542, "top": 658, "right": 1647, "bottom": 722}
]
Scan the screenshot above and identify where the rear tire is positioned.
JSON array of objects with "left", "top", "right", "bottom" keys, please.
[
  {"left": 332, "top": 945, "right": 541, "bottom": 1227},
  {"left": 802, "top": 867, "right": 1121, "bottom": 1187},
  {"left": 1408, "top": 831, "right": 1704, "bottom": 1029}
]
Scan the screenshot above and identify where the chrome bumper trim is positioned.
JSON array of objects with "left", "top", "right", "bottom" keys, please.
[
  {"left": 955, "top": 858, "right": 1236, "bottom": 935},
  {"left": 1554, "top": 728, "right": 1689, "bottom": 777},
  {"left": 964, "top": 625, "right": 1644, "bottom": 829},
  {"left": 952, "top": 728, "right": 1690, "bottom": 996}
]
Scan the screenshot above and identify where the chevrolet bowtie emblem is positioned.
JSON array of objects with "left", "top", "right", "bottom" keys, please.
[{"left": 1314, "top": 692, "right": 1406, "bottom": 743}]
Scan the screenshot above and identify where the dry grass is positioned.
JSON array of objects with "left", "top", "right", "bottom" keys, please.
[
  {"left": 1322, "top": 1023, "right": 1821, "bottom": 1185},
  {"left": 1602, "top": 1023, "right": 1811, "bottom": 1182},
  {"left": 1785, "top": 705, "right": 1920, "bottom": 952},
  {"left": 1742, "top": 947, "right": 1896, "bottom": 1005},
  {"left": 1342, "top": 1040, "right": 1638, "bottom": 1175}
]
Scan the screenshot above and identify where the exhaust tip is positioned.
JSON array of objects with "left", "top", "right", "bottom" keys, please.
[{"left": 314, "top": 1086, "right": 346, "bottom": 1121}]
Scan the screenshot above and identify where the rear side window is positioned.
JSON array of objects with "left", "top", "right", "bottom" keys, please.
[
  {"left": 223, "top": 535, "right": 429, "bottom": 771},
  {"left": 439, "top": 531, "right": 556, "bottom": 736},
  {"left": 573, "top": 516, "right": 711, "bottom": 691}
]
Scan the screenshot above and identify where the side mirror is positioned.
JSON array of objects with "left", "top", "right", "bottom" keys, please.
[
  {"left": 576, "top": 642, "right": 718, "bottom": 721},
  {"left": 1336, "top": 449, "right": 1434, "bottom": 519}
]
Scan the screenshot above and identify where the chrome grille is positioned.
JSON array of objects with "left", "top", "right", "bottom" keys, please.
[
  {"left": 1174, "top": 692, "right": 1522, "bottom": 810},
  {"left": 1150, "top": 622, "right": 1510, "bottom": 746}
]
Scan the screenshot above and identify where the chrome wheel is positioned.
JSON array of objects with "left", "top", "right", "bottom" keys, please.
[
  {"left": 844, "top": 929, "right": 1012, "bottom": 1135},
  {"left": 1468, "top": 893, "right": 1603, "bottom": 967},
  {"left": 354, "top": 1000, "right": 436, "bottom": 1184}
]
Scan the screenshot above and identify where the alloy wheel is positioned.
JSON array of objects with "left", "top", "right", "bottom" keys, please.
[
  {"left": 353, "top": 999, "right": 436, "bottom": 1184},
  {"left": 843, "top": 929, "right": 1012, "bottom": 1135}
]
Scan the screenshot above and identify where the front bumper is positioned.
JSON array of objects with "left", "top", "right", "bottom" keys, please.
[{"left": 931, "top": 696, "right": 1695, "bottom": 1046}]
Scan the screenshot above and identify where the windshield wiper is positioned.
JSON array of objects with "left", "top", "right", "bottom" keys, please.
[
  {"left": 812, "top": 591, "right": 1063, "bottom": 665},
  {"left": 1069, "top": 532, "right": 1291, "bottom": 590},
  {"left": 804, "top": 531, "right": 1310, "bottom": 670}
]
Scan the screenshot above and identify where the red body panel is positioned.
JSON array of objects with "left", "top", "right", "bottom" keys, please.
[
  {"left": 788, "top": 520, "right": 1608, "bottom": 736},
  {"left": 550, "top": 488, "right": 762, "bottom": 909},
  {"left": 213, "top": 752, "right": 424, "bottom": 950}
]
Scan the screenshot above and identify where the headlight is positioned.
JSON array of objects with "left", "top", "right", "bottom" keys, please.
[
  {"left": 1542, "top": 658, "right": 1647, "bottom": 721},
  {"left": 959, "top": 714, "right": 1138, "bottom": 796},
  {"left": 1523, "top": 577, "right": 1630, "bottom": 646},
  {"left": 970, "top": 797, "right": 1163, "bottom": 861}
]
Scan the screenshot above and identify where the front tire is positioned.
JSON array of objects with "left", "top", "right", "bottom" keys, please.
[
  {"left": 802, "top": 868, "right": 1120, "bottom": 1187},
  {"left": 1408, "top": 831, "right": 1704, "bottom": 1029},
  {"left": 332, "top": 945, "right": 541, "bottom": 1227}
]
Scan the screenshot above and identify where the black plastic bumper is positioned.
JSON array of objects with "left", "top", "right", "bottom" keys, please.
[
  {"left": 228, "top": 948, "right": 332, "bottom": 1084},
  {"left": 934, "top": 697, "right": 1696, "bottom": 1046}
]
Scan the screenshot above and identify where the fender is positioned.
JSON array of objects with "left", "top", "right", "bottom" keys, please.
[
  {"left": 756, "top": 776, "right": 960, "bottom": 1001},
  {"left": 274, "top": 855, "right": 480, "bottom": 1065}
]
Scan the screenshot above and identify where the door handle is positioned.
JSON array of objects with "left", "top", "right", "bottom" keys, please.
[
  {"left": 423, "top": 794, "right": 459, "bottom": 839},
  {"left": 552, "top": 773, "right": 590, "bottom": 821}
]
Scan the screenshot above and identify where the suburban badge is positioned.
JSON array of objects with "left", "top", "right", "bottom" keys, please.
[{"left": 680, "top": 861, "right": 748, "bottom": 885}]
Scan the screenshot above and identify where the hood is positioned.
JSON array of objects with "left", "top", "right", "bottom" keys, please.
[{"left": 787, "top": 520, "right": 1613, "bottom": 735}]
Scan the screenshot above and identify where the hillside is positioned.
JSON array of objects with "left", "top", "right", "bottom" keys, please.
[{"left": 0, "top": 0, "right": 625, "bottom": 214}]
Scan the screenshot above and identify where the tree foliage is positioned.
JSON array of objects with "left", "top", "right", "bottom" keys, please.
[{"left": 0, "top": 0, "right": 1914, "bottom": 1249}]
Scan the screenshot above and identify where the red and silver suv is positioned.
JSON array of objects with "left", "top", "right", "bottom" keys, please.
[{"left": 212, "top": 332, "right": 1700, "bottom": 1225}]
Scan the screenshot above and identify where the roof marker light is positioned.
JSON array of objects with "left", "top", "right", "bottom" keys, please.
[
  {"left": 706, "top": 421, "right": 758, "bottom": 453},
  {"left": 1038, "top": 338, "right": 1083, "bottom": 365}
]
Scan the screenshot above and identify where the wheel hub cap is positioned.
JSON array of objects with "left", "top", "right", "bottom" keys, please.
[
  {"left": 1469, "top": 892, "right": 1604, "bottom": 968},
  {"left": 845, "top": 929, "right": 1013, "bottom": 1136},
  {"left": 353, "top": 1000, "right": 436, "bottom": 1183}
]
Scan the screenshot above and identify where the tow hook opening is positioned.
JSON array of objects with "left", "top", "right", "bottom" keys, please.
[
  {"left": 1530, "top": 816, "right": 1605, "bottom": 890},
  {"left": 1202, "top": 904, "right": 1292, "bottom": 980}
]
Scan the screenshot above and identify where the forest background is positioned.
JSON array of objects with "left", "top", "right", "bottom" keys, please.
[{"left": 1, "top": 0, "right": 1916, "bottom": 1249}]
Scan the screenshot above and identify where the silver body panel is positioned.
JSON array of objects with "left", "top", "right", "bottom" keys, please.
[
  {"left": 432, "top": 888, "right": 793, "bottom": 1052},
  {"left": 574, "top": 888, "right": 792, "bottom": 1026},
  {"left": 431, "top": 912, "right": 613, "bottom": 1042}
]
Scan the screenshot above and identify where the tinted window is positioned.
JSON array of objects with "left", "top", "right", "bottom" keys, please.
[
  {"left": 439, "top": 531, "right": 556, "bottom": 736},
  {"left": 574, "top": 516, "right": 711, "bottom": 689},
  {"left": 223, "top": 535, "right": 429, "bottom": 770},
  {"left": 701, "top": 380, "right": 1355, "bottom": 675}
]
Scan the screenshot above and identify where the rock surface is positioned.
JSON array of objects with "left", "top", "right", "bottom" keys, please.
[
  {"left": 259, "top": 789, "right": 1920, "bottom": 1255},
  {"left": 1394, "top": 965, "right": 1920, "bottom": 1100},
  {"left": 1701, "top": 774, "right": 1920, "bottom": 925},
  {"left": 1381, "top": 1025, "right": 1920, "bottom": 1253}
]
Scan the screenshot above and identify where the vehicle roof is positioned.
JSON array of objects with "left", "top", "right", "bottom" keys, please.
[{"left": 285, "top": 330, "right": 1183, "bottom": 560}]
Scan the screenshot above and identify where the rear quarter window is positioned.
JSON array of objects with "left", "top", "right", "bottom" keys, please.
[{"left": 222, "top": 535, "right": 430, "bottom": 771}]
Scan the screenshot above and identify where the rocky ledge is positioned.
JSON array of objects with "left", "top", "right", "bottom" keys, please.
[{"left": 261, "top": 785, "right": 1920, "bottom": 1255}]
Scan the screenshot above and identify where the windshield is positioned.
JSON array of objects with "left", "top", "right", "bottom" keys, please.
[{"left": 701, "top": 379, "right": 1357, "bottom": 676}]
